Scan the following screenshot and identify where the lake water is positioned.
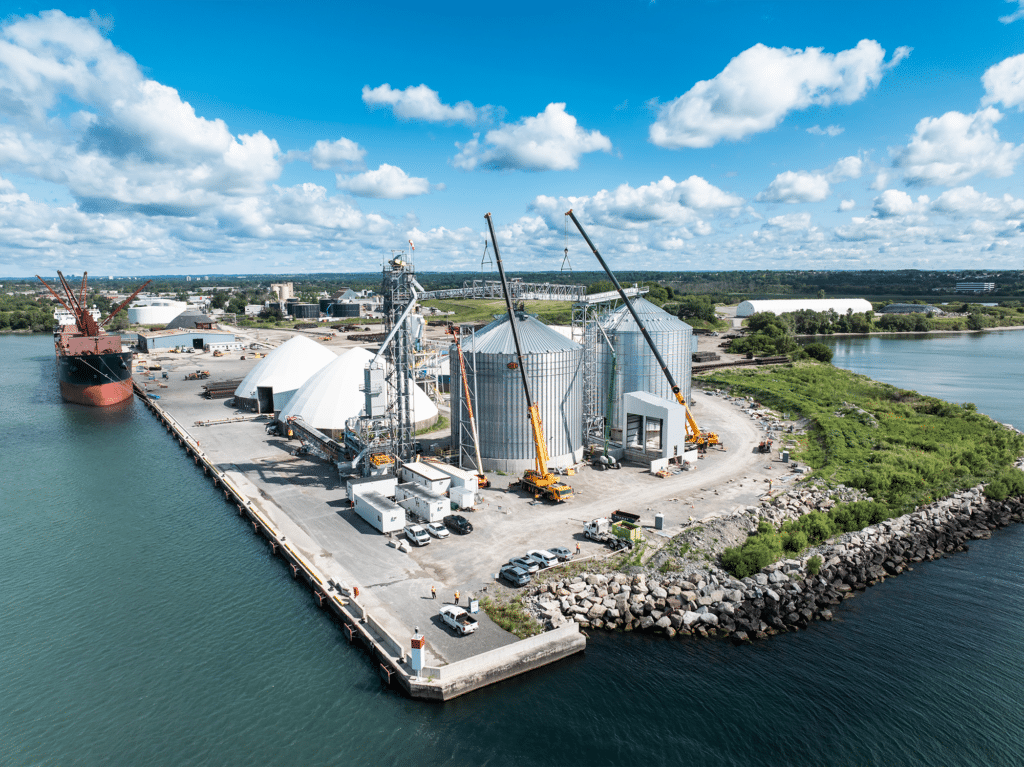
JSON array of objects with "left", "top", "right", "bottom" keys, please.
[{"left": 1, "top": 332, "right": 1021, "bottom": 767}]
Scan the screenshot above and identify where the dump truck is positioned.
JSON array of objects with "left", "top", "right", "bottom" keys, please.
[
  {"left": 439, "top": 604, "right": 478, "bottom": 636},
  {"left": 584, "top": 517, "right": 640, "bottom": 550}
]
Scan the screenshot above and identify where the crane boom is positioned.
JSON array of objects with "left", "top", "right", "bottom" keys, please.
[
  {"left": 564, "top": 209, "right": 720, "bottom": 448},
  {"left": 484, "top": 213, "right": 573, "bottom": 502}
]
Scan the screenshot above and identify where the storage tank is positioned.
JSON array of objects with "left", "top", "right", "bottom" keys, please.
[
  {"left": 318, "top": 298, "right": 334, "bottom": 314},
  {"left": 127, "top": 300, "right": 187, "bottom": 326},
  {"left": 291, "top": 303, "right": 319, "bottom": 319},
  {"left": 331, "top": 302, "right": 361, "bottom": 318},
  {"left": 598, "top": 298, "right": 693, "bottom": 437},
  {"left": 450, "top": 313, "right": 582, "bottom": 473}
]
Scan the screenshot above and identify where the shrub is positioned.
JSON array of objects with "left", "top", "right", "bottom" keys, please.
[
  {"left": 807, "top": 555, "right": 823, "bottom": 576},
  {"left": 803, "top": 343, "right": 834, "bottom": 363}
]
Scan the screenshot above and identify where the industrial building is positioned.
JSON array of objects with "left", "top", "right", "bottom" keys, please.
[
  {"left": 621, "top": 391, "right": 698, "bottom": 469},
  {"left": 234, "top": 336, "right": 336, "bottom": 413},
  {"left": 450, "top": 313, "right": 583, "bottom": 473},
  {"left": 165, "top": 310, "right": 216, "bottom": 330},
  {"left": 278, "top": 347, "right": 439, "bottom": 436},
  {"left": 736, "top": 298, "right": 873, "bottom": 317},
  {"left": 136, "top": 328, "right": 236, "bottom": 353}
]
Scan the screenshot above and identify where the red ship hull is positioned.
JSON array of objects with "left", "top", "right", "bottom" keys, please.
[{"left": 58, "top": 377, "right": 134, "bottom": 407}]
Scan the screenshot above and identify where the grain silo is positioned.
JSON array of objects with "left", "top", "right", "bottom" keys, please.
[
  {"left": 598, "top": 298, "right": 693, "bottom": 438},
  {"left": 451, "top": 313, "right": 582, "bottom": 473}
]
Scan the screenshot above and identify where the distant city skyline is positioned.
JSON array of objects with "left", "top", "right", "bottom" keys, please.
[{"left": 2, "top": 1, "right": 1024, "bottom": 277}]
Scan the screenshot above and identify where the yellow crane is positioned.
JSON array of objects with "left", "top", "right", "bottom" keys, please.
[
  {"left": 485, "top": 213, "right": 574, "bottom": 502},
  {"left": 565, "top": 209, "right": 721, "bottom": 450}
]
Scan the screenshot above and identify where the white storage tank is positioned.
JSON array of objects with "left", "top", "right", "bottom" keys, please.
[{"left": 451, "top": 313, "right": 583, "bottom": 473}]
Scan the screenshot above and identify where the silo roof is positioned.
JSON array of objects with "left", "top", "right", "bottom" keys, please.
[
  {"left": 461, "top": 313, "right": 581, "bottom": 355},
  {"left": 234, "top": 335, "right": 336, "bottom": 400},
  {"left": 601, "top": 297, "right": 693, "bottom": 334}
]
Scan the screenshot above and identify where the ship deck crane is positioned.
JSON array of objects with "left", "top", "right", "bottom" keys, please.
[
  {"left": 564, "top": 209, "right": 721, "bottom": 450},
  {"left": 484, "top": 213, "right": 574, "bottom": 503}
]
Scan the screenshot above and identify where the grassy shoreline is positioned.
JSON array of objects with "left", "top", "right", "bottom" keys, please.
[{"left": 696, "top": 362, "right": 1024, "bottom": 577}]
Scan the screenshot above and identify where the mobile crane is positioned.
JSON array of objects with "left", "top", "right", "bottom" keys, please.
[
  {"left": 447, "top": 323, "right": 490, "bottom": 488},
  {"left": 564, "top": 209, "right": 721, "bottom": 451},
  {"left": 484, "top": 213, "right": 574, "bottom": 502}
]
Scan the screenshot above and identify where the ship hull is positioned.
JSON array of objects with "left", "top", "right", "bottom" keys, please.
[{"left": 57, "top": 351, "right": 134, "bottom": 407}]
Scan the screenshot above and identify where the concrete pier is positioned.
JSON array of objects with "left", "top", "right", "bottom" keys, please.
[{"left": 133, "top": 380, "right": 585, "bottom": 700}]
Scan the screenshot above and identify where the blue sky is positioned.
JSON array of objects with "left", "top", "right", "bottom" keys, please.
[{"left": 2, "top": 1, "right": 1024, "bottom": 277}]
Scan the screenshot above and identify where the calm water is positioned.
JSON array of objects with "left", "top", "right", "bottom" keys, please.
[{"left": 2, "top": 333, "right": 1022, "bottom": 767}]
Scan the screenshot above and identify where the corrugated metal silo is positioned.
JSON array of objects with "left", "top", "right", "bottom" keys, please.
[
  {"left": 598, "top": 298, "right": 693, "bottom": 435},
  {"left": 451, "top": 313, "right": 582, "bottom": 473}
]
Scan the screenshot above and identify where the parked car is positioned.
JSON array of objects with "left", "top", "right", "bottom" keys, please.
[
  {"left": 508, "top": 556, "right": 539, "bottom": 574},
  {"left": 499, "top": 563, "right": 531, "bottom": 587},
  {"left": 404, "top": 524, "right": 431, "bottom": 546},
  {"left": 526, "top": 549, "right": 558, "bottom": 569},
  {"left": 548, "top": 546, "right": 573, "bottom": 562},
  {"left": 425, "top": 521, "right": 449, "bottom": 539},
  {"left": 443, "top": 514, "right": 473, "bottom": 535}
]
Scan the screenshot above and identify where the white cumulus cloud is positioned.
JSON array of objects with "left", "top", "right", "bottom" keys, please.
[
  {"left": 873, "top": 189, "right": 929, "bottom": 217},
  {"left": 807, "top": 124, "right": 844, "bottom": 136},
  {"left": 982, "top": 53, "right": 1024, "bottom": 110},
  {"left": 286, "top": 138, "right": 366, "bottom": 170},
  {"left": 999, "top": 0, "right": 1024, "bottom": 24},
  {"left": 931, "top": 186, "right": 1024, "bottom": 218},
  {"left": 757, "top": 156, "right": 862, "bottom": 203},
  {"left": 335, "top": 164, "right": 430, "bottom": 199},
  {"left": 453, "top": 103, "right": 611, "bottom": 171},
  {"left": 892, "top": 107, "right": 1023, "bottom": 186},
  {"left": 361, "top": 83, "right": 485, "bottom": 124},
  {"left": 649, "top": 39, "right": 910, "bottom": 148},
  {"left": 838, "top": 199, "right": 856, "bottom": 211}
]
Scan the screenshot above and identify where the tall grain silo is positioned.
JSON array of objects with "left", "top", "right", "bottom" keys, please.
[
  {"left": 450, "top": 313, "right": 582, "bottom": 473},
  {"left": 598, "top": 298, "right": 693, "bottom": 438}
]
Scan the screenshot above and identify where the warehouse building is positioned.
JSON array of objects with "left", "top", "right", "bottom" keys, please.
[{"left": 736, "top": 299, "right": 873, "bottom": 317}]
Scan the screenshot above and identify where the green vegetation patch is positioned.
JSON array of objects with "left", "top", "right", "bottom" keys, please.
[
  {"left": 697, "top": 364, "right": 1024, "bottom": 576},
  {"left": 479, "top": 595, "right": 544, "bottom": 639}
]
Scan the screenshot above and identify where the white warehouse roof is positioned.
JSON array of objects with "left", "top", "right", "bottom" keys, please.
[
  {"left": 736, "top": 299, "right": 873, "bottom": 317},
  {"left": 234, "top": 336, "right": 336, "bottom": 404},
  {"left": 279, "top": 346, "right": 438, "bottom": 431}
]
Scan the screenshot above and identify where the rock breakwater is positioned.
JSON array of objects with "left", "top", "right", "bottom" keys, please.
[{"left": 525, "top": 485, "right": 1024, "bottom": 643}]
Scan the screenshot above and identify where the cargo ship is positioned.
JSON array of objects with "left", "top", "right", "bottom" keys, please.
[{"left": 37, "top": 271, "right": 151, "bottom": 407}]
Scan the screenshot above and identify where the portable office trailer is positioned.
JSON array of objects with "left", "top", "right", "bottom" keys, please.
[
  {"left": 353, "top": 491, "right": 405, "bottom": 534},
  {"left": 347, "top": 475, "right": 397, "bottom": 503},
  {"left": 395, "top": 483, "right": 447, "bottom": 523},
  {"left": 400, "top": 462, "right": 451, "bottom": 494},
  {"left": 449, "top": 486, "right": 476, "bottom": 510},
  {"left": 423, "top": 461, "right": 479, "bottom": 490}
]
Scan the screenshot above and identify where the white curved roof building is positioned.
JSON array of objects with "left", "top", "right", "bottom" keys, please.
[
  {"left": 234, "top": 336, "right": 336, "bottom": 412},
  {"left": 127, "top": 300, "right": 187, "bottom": 326},
  {"left": 280, "top": 346, "right": 438, "bottom": 436},
  {"left": 736, "top": 299, "right": 873, "bottom": 317}
]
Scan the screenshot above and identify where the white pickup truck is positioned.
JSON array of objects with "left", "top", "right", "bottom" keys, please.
[{"left": 439, "top": 604, "right": 478, "bottom": 635}]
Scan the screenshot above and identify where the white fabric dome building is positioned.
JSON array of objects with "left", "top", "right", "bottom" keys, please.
[
  {"left": 234, "top": 336, "right": 336, "bottom": 413},
  {"left": 279, "top": 346, "right": 439, "bottom": 437}
]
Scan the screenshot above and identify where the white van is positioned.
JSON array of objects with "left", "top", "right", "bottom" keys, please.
[
  {"left": 526, "top": 549, "right": 557, "bottom": 569},
  {"left": 404, "top": 524, "right": 431, "bottom": 546}
]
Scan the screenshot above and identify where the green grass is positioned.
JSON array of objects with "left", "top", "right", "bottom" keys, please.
[
  {"left": 479, "top": 595, "right": 545, "bottom": 638},
  {"left": 698, "top": 363, "right": 1024, "bottom": 577},
  {"left": 420, "top": 299, "right": 573, "bottom": 326},
  {"left": 415, "top": 415, "right": 449, "bottom": 435}
]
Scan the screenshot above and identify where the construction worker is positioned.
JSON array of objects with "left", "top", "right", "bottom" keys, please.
[
  {"left": 575, "top": 542, "right": 581, "bottom": 556},
  {"left": 454, "top": 590, "right": 460, "bottom": 606},
  {"left": 430, "top": 585, "right": 436, "bottom": 600}
]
